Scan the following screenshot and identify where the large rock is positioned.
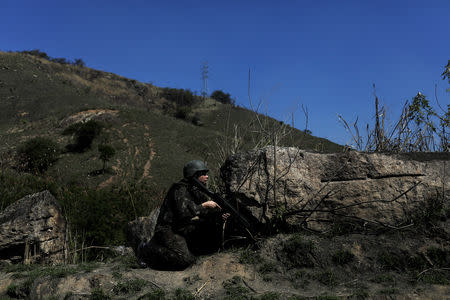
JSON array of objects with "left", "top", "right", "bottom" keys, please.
[
  {"left": 0, "top": 190, "right": 66, "bottom": 264},
  {"left": 221, "top": 147, "right": 449, "bottom": 232},
  {"left": 126, "top": 208, "right": 160, "bottom": 253}
]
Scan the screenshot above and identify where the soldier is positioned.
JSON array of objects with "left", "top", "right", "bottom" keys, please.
[{"left": 137, "top": 160, "right": 228, "bottom": 270}]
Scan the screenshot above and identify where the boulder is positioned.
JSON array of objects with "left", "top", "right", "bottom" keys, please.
[
  {"left": 0, "top": 190, "right": 66, "bottom": 264},
  {"left": 126, "top": 208, "right": 160, "bottom": 253},
  {"left": 221, "top": 147, "right": 449, "bottom": 232}
]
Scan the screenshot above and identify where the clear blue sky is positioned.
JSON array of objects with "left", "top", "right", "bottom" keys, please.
[{"left": 2, "top": 0, "right": 449, "bottom": 146}]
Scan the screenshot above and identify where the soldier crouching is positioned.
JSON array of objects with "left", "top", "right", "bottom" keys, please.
[{"left": 136, "top": 160, "right": 229, "bottom": 270}]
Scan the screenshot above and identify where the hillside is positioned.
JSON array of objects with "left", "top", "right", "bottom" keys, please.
[
  {"left": 1, "top": 52, "right": 449, "bottom": 300},
  {"left": 0, "top": 51, "right": 341, "bottom": 246}
]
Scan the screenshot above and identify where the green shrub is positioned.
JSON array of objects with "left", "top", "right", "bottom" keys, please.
[
  {"left": 17, "top": 137, "right": 60, "bottom": 173},
  {"left": 20, "top": 49, "right": 50, "bottom": 59},
  {"left": 281, "top": 234, "right": 315, "bottom": 268},
  {"left": 173, "top": 288, "right": 195, "bottom": 300},
  {"left": 377, "top": 251, "right": 427, "bottom": 272},
  {"left": 210, "top": 90, "right": 235, "bottom": 105},
  {"left": 174, "top": 106, "right": 191, "bottom": 120},
  {"left": 0, "top": 170, "right": 55, "bottom": 211},
  {"left": 315, "top": 270, "right": 337, "bottom": 286},
  {"left": 90, "top": 288, "right": 111, "bottom": 300},
  {"left": 332, "top": 249, "right": 354, "bottom": 265},
  {"left": 61, "top": 188, "right": 136, "bottom": 247},
  {"left": 161, "top": 87, "right": 198, "bottom": 107},
  {"left": 63, "top": 120, "right": 103, "bottom": 152},
  {"left": 239, "top": 248, "right": 261, "bottom": 265},
  {"left": 426, "top": 247, "right": 449, "bottom": 267},
  {"left": 222, "top": 276, "right": 251, "bottom": 300},
  {"left": 113, "top": 279, "right": 147, "bottom": 295},
  {"left": 417, "top": 269, "right": 450, "bottom": 285},
  {"left": 139, "top": 289, "right": 166, "bottom": 299},
  {"left": 7, "top": 283, "right": 29, "bottom": 298}
]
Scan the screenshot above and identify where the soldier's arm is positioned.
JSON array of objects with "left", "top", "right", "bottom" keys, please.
[{"left": 173, "top": 186, "right": 210, "bottom": 221}]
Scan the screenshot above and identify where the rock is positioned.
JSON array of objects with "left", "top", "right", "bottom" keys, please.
[
  {"left": 0, "top": 190, "right": 66, "bottom": 264},
  {"left": 221, "top": 147, "right": 449, "bottom": 232},
  {"left": 126, "top": 208, "right": 160, "bottom": 253}
]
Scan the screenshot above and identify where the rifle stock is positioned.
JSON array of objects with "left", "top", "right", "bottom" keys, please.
[{"left": 192, "top": 178, "right": 252, "bottom": 230}]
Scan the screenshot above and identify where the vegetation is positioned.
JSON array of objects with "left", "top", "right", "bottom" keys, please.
[
  {"left": 17, "top": 137, "right": 60, "bottom": 173},
  {"left": 0, "top": 51, "right": 448, "bottom": 299},
  {"left": 63, "top": 120, "right": 103, "bottom": 152},
  {"left": 20, "top": 49, "right": 86, "bottom": 67},
  {"left": 98, "top": 144, "right": 115, "bottom": 172},
  {"left": 339, "top": 61, "right": 449, "bottom": 152},
  {"left": 211, "top": 89, "right": 235, "bottom": 105}
]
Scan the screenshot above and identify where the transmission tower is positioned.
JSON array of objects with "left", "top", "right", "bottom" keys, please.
[{"left": 201, "top": 61, "right": 209, "bottom": 99}]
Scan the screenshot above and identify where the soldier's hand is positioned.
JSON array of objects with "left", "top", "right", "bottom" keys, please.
[
  {"left": 222, "top": 213, "right": 231, "bottom": 221},
  {"left": 202, "top": 200, "right": 221, "bottom": 210}
]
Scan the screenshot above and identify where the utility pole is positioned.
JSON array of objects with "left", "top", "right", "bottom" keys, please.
[{"left": 201, "top": 61, "right": 209, "bottom": 99}]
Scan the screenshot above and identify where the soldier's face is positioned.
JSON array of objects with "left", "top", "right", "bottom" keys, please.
[{"left": 197, "top": 172, "right": 208, "bottom": 184}]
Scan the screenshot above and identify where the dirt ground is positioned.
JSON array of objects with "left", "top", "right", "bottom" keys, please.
[{"left": 1, "top": 221, "right": 449, "bottom": 299}]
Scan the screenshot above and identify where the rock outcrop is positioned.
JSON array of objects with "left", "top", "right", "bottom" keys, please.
[
  {"left": 0, "top": 190, "right": 66, "bottom": 264},
  {"left": 221, "top": 147, "right": 449, "bottom": 232},
  {"left": 126, "top": 208, "right": 160, "bottom": 253}
]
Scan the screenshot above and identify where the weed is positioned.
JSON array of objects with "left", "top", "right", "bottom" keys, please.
[
  {"left": 331, "top": 249, "right": 354, "bottom": 266},
  {"left": 281, "top": 234, "right": 315, "bottom": 269},
  {"left": 173, "top": 288, "right": 195, "bottom": 300},
  {"left": 138, "top": 289, "right": 166, "bottom": 299},
  {"left": 316, "top": 296, "right": 341, "bottom": 300},
  {"left": 426, "top": 247, "right": 449, "bottom": 267},
  {"left": 90, "top": 288, "right": 111, "bottom": 300},
  {"left": 112, "top": 271, "right": 123, "bottom": 280},
  {"left": 315, "top": 270, "right": 337, "bottom": 287},
  {"left": 377, "top": 251, "right": 426, "bottom": 272},
  {"left": 239, "top": 248, "right": 261, "bottom": 265},
  {"left": 377, "top": 287, "right": 399, "bottom": 295},
  {"left": 370, "top": 273, "right": 396, "bottom": 285},
  {"left": 351, "top": 288, "right": 370, "bottom": 299},
  {"left": 258, "top": 262, "right": 276, "bottom": 275},
  {"left": 290, "top": 270, "right": 311, "bottom": 289},
  {"left": 112, "top": 278, "right": 147, "bottom": 295},
  {"left": 6, "top": 283, "right": 29, "bottom": 299},
  {"left": 259, "top": 292, "right": 281, "bottom": 300},
  {"left": 417, "top": 269, "right": 450, "bottom": 285},
  {"left": 222, "top": 276, "right": 251, "bottom": 299}
]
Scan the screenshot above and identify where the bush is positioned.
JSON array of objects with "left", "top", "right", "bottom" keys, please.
[
  {"left": 63, "top": 120, "right": 103, "bottom": 152},
  {"left": 281, "top": 234, "right": 315, "bottom": 268},
  {"left": 210, "top": 90, "right": 235, "bottom": 105},
  {"left": 62, "top": 188, "right": 136, "bottom": 247},
  {"left": 20, "top": 49, "right": 50, "bottom": 60},
  {"left": 332, "top": 249, "right": 354, "bottom": 265},
  {"left": 73, "top": 58, "right": 86, "bottom": 67},
  {"left": 17, "top": 137, "right": 60, "bottom": 173},
  {"left": 161, "top": 87, "right": 199, "bottom": 107},
  {"left": 174, "top": 106, "right": 191, "bottom": 120}
]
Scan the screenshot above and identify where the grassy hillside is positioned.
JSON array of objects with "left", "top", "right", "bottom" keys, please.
[{"left": 0, "top": 51, "right": 342, "bottom": 250}]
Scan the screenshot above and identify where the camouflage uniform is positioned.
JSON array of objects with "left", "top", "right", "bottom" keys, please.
[{"left": 138, "top": 178, "right": 222, "bottom": 270}]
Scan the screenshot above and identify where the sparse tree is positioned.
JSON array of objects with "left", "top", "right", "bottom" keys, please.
[
  {"left": 210, "top": 90, "right": 235, "bottom": 105},
  {"left": 98, "top": 144, "right": 115, "bottom": 172},
  {"left": 73, "top": 58, "right": 86, "bottom": 67}
]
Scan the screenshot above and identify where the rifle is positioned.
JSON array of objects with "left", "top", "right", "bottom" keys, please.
[{"left": 192, "top": 178, "right": 253, "bottom": 232}]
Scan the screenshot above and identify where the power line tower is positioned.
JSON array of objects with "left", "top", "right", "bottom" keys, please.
[{"left": 201, "top": 61, "right": 209, "bottom": 99}]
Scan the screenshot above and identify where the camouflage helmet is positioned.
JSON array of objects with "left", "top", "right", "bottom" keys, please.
[{"left": 183, "top": 160, "right": 208, "bottom": 179}]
